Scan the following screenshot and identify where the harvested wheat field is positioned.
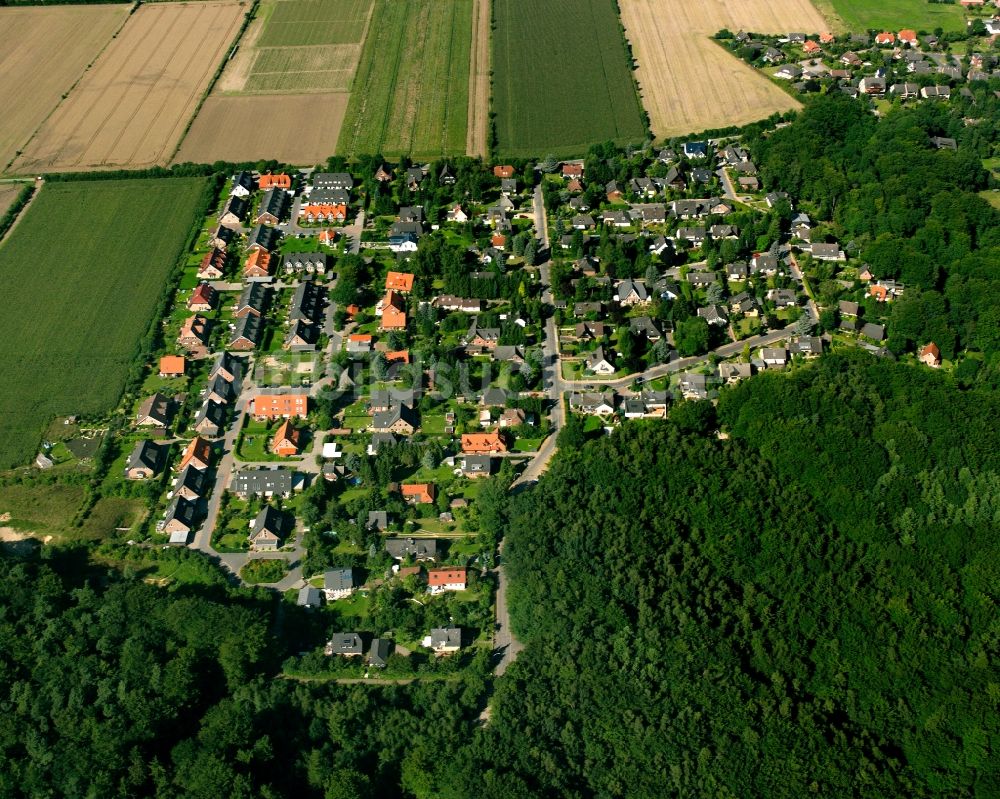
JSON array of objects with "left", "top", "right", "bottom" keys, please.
[
  {"left": 13, "top": 2, "right": 245, "bottom": 173},
  {"left": 466, "top": 0, "right": 490, "bottom": 156},
  {"left": 620, "top": 0, "right": 828, "bottom": 139},
  {"left": 0, "top": 5, "right": 129, "bottom": 172},
  {"left": 174, "top": 94, "right": 348, "bottom": 164}
]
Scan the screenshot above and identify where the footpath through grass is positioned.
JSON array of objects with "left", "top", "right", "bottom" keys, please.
[
  {"left": 0, "top": 177, "right": 207, "bottom": 468},
  {"left": 493, "top": 0, "right": 647, "bottom": 157}
]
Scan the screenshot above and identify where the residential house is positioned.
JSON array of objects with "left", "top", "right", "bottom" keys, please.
[
  {"left": 256, "top": 188, "right": 290, "bottom": 225},
  {"left": 243, "top": 249, "right": 273, "bottom": 280},
  {"left": 568, "top": 391, "right": 616, "bottom": 415},
  {"left": 465, "top": 324, "right": 500, "bottom": 350},
  {"left": 615, "top": 279, "right": 648, "bottom": 305},
  {"left": 790, "top": 336, "right": 823, "bottom": 358},
  {"left": 890, "top": 82, "right": 920, "bottom": 99},
  {"left": 480, "top": 387, "right": 509, "bottom": 407},
  {"left": 683, "top": 141, "right": 708, "bottom": 158},
  {"left": 674, "top": 226, "right": 706, "bottom": 245},
  {"left": 575, "top": 321, "right": 606, "bottom": 340},
  {"left": 629, "top": 316, "right": 661, "bottom": 339},
  {"left": 385, "top": 537, "right": 439, "bottom": 560},
  {"left": 323, "top": 568, "right": 356, "bottom": 601},
  {"left": 921, "top": 85, "right": 950, "bottom": 99},
  {"left": 246, "top": 224, "right": 280, "bottom": 253},
  {"left": 697, "top": 305, "right": 728, "bottom": 326},
  {"left": 726, "top": 260, "right": 750, "bottom": 281},
  {"left": 231, "top": 171, "right": 254, "bottom": 197},
  {"left": 428, "top": 567, "right": 467, "bottom": 594},
  {"left": 346, "top": 334, "right": 374, "bottom": 354},
  {"left": 562, "top": 162, "right": 584, "bottom": 178},
  {"left": 372, "top": 404, "right": 418, "bottom": 435},
  {"left": 258, "top": 173, "right": 292, "bottom": 190},
  {"left": 188, "top": 282, "right": 216, "bottom": 312},
  {"left": 368, "top": 638, "right": 392, "bottom": 668},
  {"left": 284, "top": 321, "right": 317, "bottom": 352},
  {"left": 231, "top": 468, "right": 298, "bottom": 499},
  {"left": 282, "top": 252, "right": 328, "bottom": 275},
  {"left": 210, "top": 351, "right": 244, "bottom": 385},
  {"left": 775, "top": 64, "right": 803, "bottom": 80},
  {"left": 811, "top": 243, "right": 846, "bottom": 261},
  {"left": 198, "top": 248, "right": 227, "bottom": 279},
  {"left": 158, "top": 355, "right": 185, "bottom": 378},
  {"left": 861, "top": 322, "right": 886, "bottom": 341},
  {"left": 499, "top": 408, "right": 527, "bottom": 428},
  {"left": 606, "top": 181, "right": 624, "bottom": 202},
  {"left": 205, "top": 374, "right": 236, "bottom": 405},
  {"left": 208, "top": 226, "right": 234, "bottom": 251},
  {"left": 162, "top": 496, "right": 197, "bottom": 542},
  {"left": 493, "top": 165, "right": 514, "bottom": 179},
  {"left": 586, "top": 346, "right": 616, "bottom": 375},
  {"left": 137, "top": 393, "right": 172, "bottom": 427},
  {"left": 429, "top": 627, "right": 462, "bottom": 653},
  {"left": 178, "top": 436, "right": 212, "bottom": 471},
  {"left": 219, "top": 195, "right": 248, "bottom": 228},
  {"left": 677, "top": 372, "right": 709, "bottom": 399},
  {"left": 228, "top": 314, "right": 263, "bottom": 351},
  {"left": 124, "top": 440, "right": 163, "bottom": 480},
  {"left": 271, "top": 420, "right": 303, "bottom": 456},
  {"left": 898, "top": 29, "right": 918, "bottom": 46},
  {"left": 433, "top": 295, "right": 482, "bottom": 313},
  {"left": 235, "top": 284, "right": 268, "bottom": 318},
  {"left": 193, "top": 400, "right": 226, "bottom": 437},
  {"left": 249, "top": 505, "right": 289, "bottom": 550},
  {"left": 367, "top": 511, "right": 389, "bottom": 531},
  {"left": 379, "top": 290, "right": 407, "bottom": 330},
  {"left": 386, "top": 271, "right": 415, "bottom": 293},
  {"left": 446, "top": 205, "right": 469, "bottom": 223},
  {"left": 767, "top": 288, "right": 798, "bottom": 308},
  {"left": 172, "top": 464, "right": 209, "bottom": 501},
  {"left": 298, "top": 587, "right": 323, "bottom": 608},
  {"left": 178, "top": 315, "right": 210, "bottom": 350},
  {"left": 401, "top": 483, "right": 436, "bottom": 504},
  {"left": 299, "top": 203, "right": 347, "bottom": 223},
  {"left": 686, "top": 271, "right": 717, "bottom": 287},
  {"left": 461, "top": 431, "right": 508, "bottom": 454},
  {"left": 760, "top": 347, "right": 788, "bottom": 367},
  {"left": 717, "top": 362, "right": 753, "bottom": 384},
  {"left": 312, "top": 172, "right": 353, "bottom": 191},
  {"left": 839, "top": 300, "right": 860, "bottom": 318},
  {"left": 492, "top": 344, "right": 525, "bottom": 364},
  {"left": 919, "top": 342, "right": 941, "bottom": 367},
  {"left": 253, "top": 393, "right": 308, "bottom": 419},
  {"left": 462, "top": 453, "right": 494, "bottom": 478}
]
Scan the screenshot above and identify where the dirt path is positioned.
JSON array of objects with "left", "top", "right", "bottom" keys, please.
[{"left": 466, "top": 0, "right": 490, "bottom": 157}]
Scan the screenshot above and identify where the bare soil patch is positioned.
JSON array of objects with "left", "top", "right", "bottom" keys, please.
[
  {"left": 0, "top": 5, "right": 129, "bottom": 172},
  {"left": 620, "top": 0, "right": 829, "bottom": 139},
  {"left": 13, "top": 2, "right": 245, "bottom": 173},
  {"left": 174, "top": 93, "right": 348, "bottom": 165}
]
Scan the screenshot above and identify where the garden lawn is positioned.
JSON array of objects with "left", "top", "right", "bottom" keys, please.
[
  {"left": 493, "top": 0, "right": 647, "bottom": 157},
  {"left": 0, "top": 177, "right": 207, "bottom": 469}
]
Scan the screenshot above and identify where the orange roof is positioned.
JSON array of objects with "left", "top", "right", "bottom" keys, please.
[
  {"left": 869, "top": 285, "right": 888, "bottom": 301},
  {"left": 920, "top": 342, "right": 940, "bottom": 359},
  {"left": 300, "top": 203, "right": 347, "bottom": 219},
  {"left": 380, "top": 290, "right": 407, "bottom": 330},
  {"left": 253, "top": 394, "right": 308, "bottom": 418},
  {"left": 319, "top": 230, "right": 337, "bottom": 244},
  {"left": 491, "top": 234, "right": 507, "bottom": 247},
  {"left": 244, "top": 249, "right": 272, "bottom": 275},
  {"left": 348, "top": 333, "right": 372, "bottom": 343},
  {"left": 493, "top": 165, "right": 514, "bottom": 178},
  {"left": 272, "top": 420, "right": 302, "bottom": 454},
  {"left": 562, "top": 163, "right": 584, "bottom": 177},
  {"left": 401, "top": 483, "right": 435, "bottom": 503},
  {"left": 190, "top": 283, "right": 215, "bottom": 307},
  {"left": 819, "top": 31, "right": 834, "bottom": 43},
  {"left": 428, "top": 567, "right": 466, "bottom": 587},
  {"left": 258, "top": 173, "right": 291, "bottom": 189},
  {"left": 386, "top": 350, "right": 410, "bottom": 364},
  {"left": 385, "top": 271, "right": 415, "bottom": 292},
  {"left": 179, "top": 436, "right": 211, "bottom": 470},
  {"left": 803, "top": 40, "right": 821, "bottom": 53},
  {"left": 875, "top": 32, "right": 895, "bottom": 43},
  {"left": 345, "top": 304, "right": 359, "bottom": 317},
  {"left": 461, "top": 431, "right": 508, "bottom": 454},
  {"left": 159, "top": 355, "right": 185, "bottom": 375},
  {"left": 898, "top": 29, "right": 917, "bottom": 41}
]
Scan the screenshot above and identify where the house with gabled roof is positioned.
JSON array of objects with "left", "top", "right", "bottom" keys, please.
[
  {"left": 246, "top": 224, "right": 280, "bottom": 253},
  {"left": 461, "top": 431, "right": 508, "bottom": 454},
  {"left": 178, "top": 315, "right": 210, "bottom": 350},
  {"left": 428, "top": 567, "right": 466, "bottom": 594},
  {"left": 372, "top": 404, "right": 418, "bottom": 436},
  {"left": 231, "top": 468, "right": 299, "bottom": 498},
  {"left": 385, "top": 270, "right": 415, "bottom": 292},
  {"left": 323, "top": 568, "right": 356, "bottom": 600},
  {"left": 379, "top": 290, "right": 407, "bottom": 330},
  {"left": 198, "top": 248, "right": 227, "bottom": 279},
  {"left": 919, "top": 342, "right": 941, "bottom": 367},
  {"left": 193, "top": 400, "right": 226, "bottom": 437},
  {"left": 208, "top": 225, "right": 234, "bottom": 251},
  {"left": 253, "top": 393, "right": 308, "bottom": 419},
  {"left": 159, "top": 355, "right": 185, "bottom": 378},
  {"left": 229, "top": 314, "right": 263, "bottom": 351},
  {"left": 125, "top": 440, "right": 163, "bottom": 480},
  {"left": 271, "top": 420, "right": 303, "bottom": 456},
  {"left": 249, "top": 505, "right": 289, "bottom": 550},
  {"left": 188, "top": 282, "right": 216, "bottom": 312},
  {"left": 401, "top": 483, "right": 436, "bottom": 504},
  {"left": 219, "top": 195, "right": 248, "bottom": 228},
  {"left": 162, "top": 496, "right": 197, "bottom": 542},
  {"left": 586, "top": 346, "right": 616, "bottom": 375},
  {"left": 137, "top": 393, "right": 173, "bottom": 427},
  {"left": 178, "top": 436, "right": 212, "bottom": 471},
  {"left": 173, "top": 464, "right": 209, "bottom": 501},
  {"left": 243, "top": 249, "right": 273, "bottom": 280},
  {"left": 258, "top": 172, "right": 292, "bottom": 190}
]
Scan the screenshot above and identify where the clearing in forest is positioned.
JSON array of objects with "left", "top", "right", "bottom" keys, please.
[
  {"left": 0, "top": 177, "right": 207, "bottom": 469},
  {"left": 337, "top": 0, "right": 472, "bottom": 158},
  {"left": 620, "top": 0, "right": 827, "bottom": 140},
  {"left": 12, "top": 2, "right": 244, "bottom": 173},
  {"left": 0, "top": 4, "right": 129, "bottom": 172},
  {"left": 492, "top": 0, "right": 647, "bottom": 158}
]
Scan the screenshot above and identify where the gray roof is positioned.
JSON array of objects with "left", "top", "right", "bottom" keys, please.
[
  {"left": 462, "top": 454, "right": 494, "bottom": 475},
  {"left": 430, "top": 627, "right": 461, "bottom": 649},
  {"left": 289, "top": 280, "right": 324, "bottom": 324},
  {"left": 385, "top": 537, "right": 439, "bottom": 560},
  {"left": 327, "top": 632, "right": 363, "bottom": 654},
  {"left": 247, "top": 224, "right": 281, "bottom": 251},
  {"left": 284, "top": 251, "right": 328, "bottom": 270},
  {"left": 126, "top": 440, "right": 162, "bottom": 474},
  {"left": 237, "top": 282, "right": 269, "bottom": 315},
  {"left": 324, "top": 568, "right": 355, "bottom": 592},
  {"left": 312, "top": 172, "right": 353, "bottom": 190},
  {"left": 164, "top": 496, "right": 197, "bottom": 531},
  {"left": 258, "top": 187, "right": 290, "bottom": 221},
  {"left": 861, "top": 322, "right": 885, "bottom": 341},
  {"left": 481, "top": 387, "right": 509, "bottom": 406},
  {"left": 368, "top": 638, "right": 391, "bottom": 668},
  {"left": 232, "top": 468, "right": 296, "bottom": 496},
  {"left": 372, "top": 403, "right": 418, "bottom": 431},
  {"left": 230, "top": 314, "right": 264, "bottom": 347},
  {"left": 615, "top": 279, "right": 648, "bottom": 302},
  {"left": 367, "top": 510, "right": 388, "bottom": 530},
  {"left": 210, "top": 351, "right": 244, "bottom": 383},
  {"left": 297, "top": 586, "right": 323, "bottom": 607},
  {"left": 174, "top": 464, "right": 209, "bottom": 497},
  {"left": 253, "top": 505, "right": 289, "bottom": 539}
]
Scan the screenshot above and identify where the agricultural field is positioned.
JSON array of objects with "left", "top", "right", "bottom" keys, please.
[
  {"left": 492, "top": 0, "right": 647, "bottom": 158},
  {"left": 816, "top": 0, "right": 966, "bottom": 34},
  {"left": 174, "top": 93, "right": 349, "bottom": 164},
  {"left": 620, "top": 0, "right": 827, "bottom": 139},
  {"left": 0, "top": 185, "right": 25, "bottom": 220},
  {"left": 0, "top": 177, "right": 207, "bottom": 469},
  {"left": 337, "top": 0, "right": 472, "bottom": 158},
  {"left": 12, "top": 2, "right": 245, "bottom": 173},
  {"left": 219, "top": 0, "right": 373, "bottom": 94},
  {"left": 0, "top": 4, "right": 129, "bottom": 172}
]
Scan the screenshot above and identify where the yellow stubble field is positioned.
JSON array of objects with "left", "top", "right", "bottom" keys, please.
[
  {"left": 0, "top": 4, "right": 130, "bottom": 172},
  {"left": 13, "top": 1, "right": 245, "bottom": 173},
  {"left": 620, "top": 0, "right": 829, "bottom": 139}
]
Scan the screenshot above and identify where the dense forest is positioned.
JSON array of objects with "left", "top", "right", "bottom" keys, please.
[{"left": 3, "top": 351, "right": 999, "bottom": 796}]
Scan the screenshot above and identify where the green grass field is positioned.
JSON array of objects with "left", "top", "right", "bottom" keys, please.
[
  {"left": 819, "top": 0, "right": 966, "bottom": 33},
  {"left": 493, "top": 0, "right": 647, "bottom": 158},
  {"left": 256, "top": 0, "right": 372, "bottom": 47},
  {"left": 337, "top": 0, "right": 471, "bottom": 157},
  {"left": 0, "top": 178, "right": 206, "bottom": 469}
]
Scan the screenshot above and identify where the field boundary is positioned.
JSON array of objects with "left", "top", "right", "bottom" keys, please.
[
  {"left": 466, "top": 0, "right": 490, "bottom": 156},
  {"left": 171, "top": 1, "right": 259, "bottom": 162},
  {"left": 0, "top": 183, "right": 36, "bottom": 246},
  {"left": 1, "top": 4, "right": 134, "bottom": 175}
]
